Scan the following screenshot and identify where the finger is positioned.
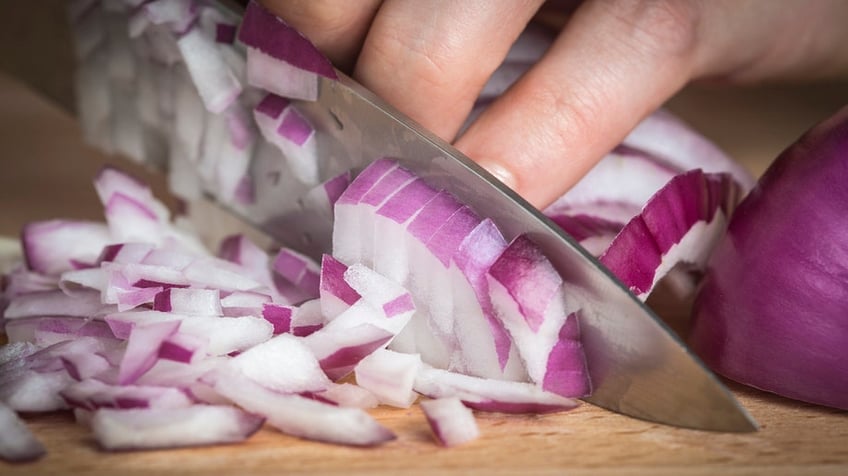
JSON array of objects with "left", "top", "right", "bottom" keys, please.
[
  {"left": 456, "top": 0, "right": 705, "bottom": 208},
  {"left": 354, "top": 0, "right": 546, "bottom": 142},
  {"left": 258, "top": 0, "right": 383, "bottom": 71}
]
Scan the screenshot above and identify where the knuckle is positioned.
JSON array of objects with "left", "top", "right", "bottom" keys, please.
[
  {"left": 368, "top": 26, "right": 469, "bottom": 97},
  {"left": 604, "top": 0, "right": 702, "bottom": 60}
]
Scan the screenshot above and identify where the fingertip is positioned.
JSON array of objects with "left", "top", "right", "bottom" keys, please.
[{"left": 477, "top": 160, "right": 517, "bottom": 192}]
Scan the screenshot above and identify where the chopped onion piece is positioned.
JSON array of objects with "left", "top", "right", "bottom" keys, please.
[
  {"left": 354, "top": 349, "right": 421, "bottom": 408},
  {"left": 176, "top": 26, "right": 241, "bottom": 114},
  {"left": 21, "top": 220, "right": 112, "bottom": 276},
  {"left": 420, "top": 397, "right": 479, "bottom": 447},
  {"left": 210, "top": 370, "right": 395, "bottom": 446},
  {"left": 226, "top": 333, "right": 331, "bottom": 394},
  {"left": 91, "top": 405, "right": 264, "bottom": 450},
  {"left": 0, "top": 402, "right": 46, "bottom": 462},
  {"left": 415, "top": 366, "right": 579, "bottom": 414}
]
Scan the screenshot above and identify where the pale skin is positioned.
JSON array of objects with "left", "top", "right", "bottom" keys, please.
[{"left": 259, "top": 0, "right": 848, "bottom": 209}]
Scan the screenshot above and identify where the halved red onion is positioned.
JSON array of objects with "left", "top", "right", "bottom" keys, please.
[
  {"left": 420, "top": 397, "right": 479, "bottom": 447},
  {"left": 691, "top": 106, "right": 848, "bottom": 410},
  {"left": 91, "top": 405, "right": 264, "bottom": 450}
]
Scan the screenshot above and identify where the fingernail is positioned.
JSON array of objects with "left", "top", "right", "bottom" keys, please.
[{"left": 481, "top": 162, "right": 516, "bottom": 191}]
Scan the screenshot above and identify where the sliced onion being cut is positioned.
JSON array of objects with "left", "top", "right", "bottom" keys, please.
[
  {"left": 487, "top": 235, "right": 591, "bottom": 398},
  {"left": 599, "top": 169, "right": 740, "bottom": 300}
]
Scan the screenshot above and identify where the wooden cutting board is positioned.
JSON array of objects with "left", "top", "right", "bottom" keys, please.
[{"left": 2, "top": 62, "right": 848, "bottom": 474}]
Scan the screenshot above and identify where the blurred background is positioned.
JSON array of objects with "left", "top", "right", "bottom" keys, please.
[{"left": 1, "top": 0, "right": 847, "bottom": 237}]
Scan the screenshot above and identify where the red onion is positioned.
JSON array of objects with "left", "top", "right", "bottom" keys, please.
[{"left": 690, "top": 105, "right": 848, "bottom": 410}]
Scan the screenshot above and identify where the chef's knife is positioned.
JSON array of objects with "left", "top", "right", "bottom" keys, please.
[
  {"left": 275, "top": 70, "right": 757, "bottom": 432},
  {"left": 61, "top": 0, "right": 756, "bottom": 432}
]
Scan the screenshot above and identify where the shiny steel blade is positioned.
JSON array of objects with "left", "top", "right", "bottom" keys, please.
[{"left": 258, "top": 73, "right": 756, "bottom": 432}]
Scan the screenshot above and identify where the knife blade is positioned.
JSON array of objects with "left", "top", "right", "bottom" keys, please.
[{"left": 59, "top": 0, "right": 756, "bottom": 432}]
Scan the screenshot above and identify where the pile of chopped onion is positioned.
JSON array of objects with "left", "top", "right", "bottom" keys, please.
[
  {"left": 0, "top": 0, "right": 756, "bottom": 462},
  {"left": 1, "top": 161, "right": 585, "bottom": 457}
]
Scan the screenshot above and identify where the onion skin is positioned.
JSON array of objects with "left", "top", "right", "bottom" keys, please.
[{"left": 690, "top": 105, "right": 848, "bottom": 410}]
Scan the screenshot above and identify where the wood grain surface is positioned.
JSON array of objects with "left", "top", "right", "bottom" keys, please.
[{"left": 1, "top": 25, "right": 848, "bottom": 474}]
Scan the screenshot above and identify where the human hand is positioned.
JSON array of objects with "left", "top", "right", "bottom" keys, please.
[{"left": 259, "top": 0, "right": 848, "bottom": 209}]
